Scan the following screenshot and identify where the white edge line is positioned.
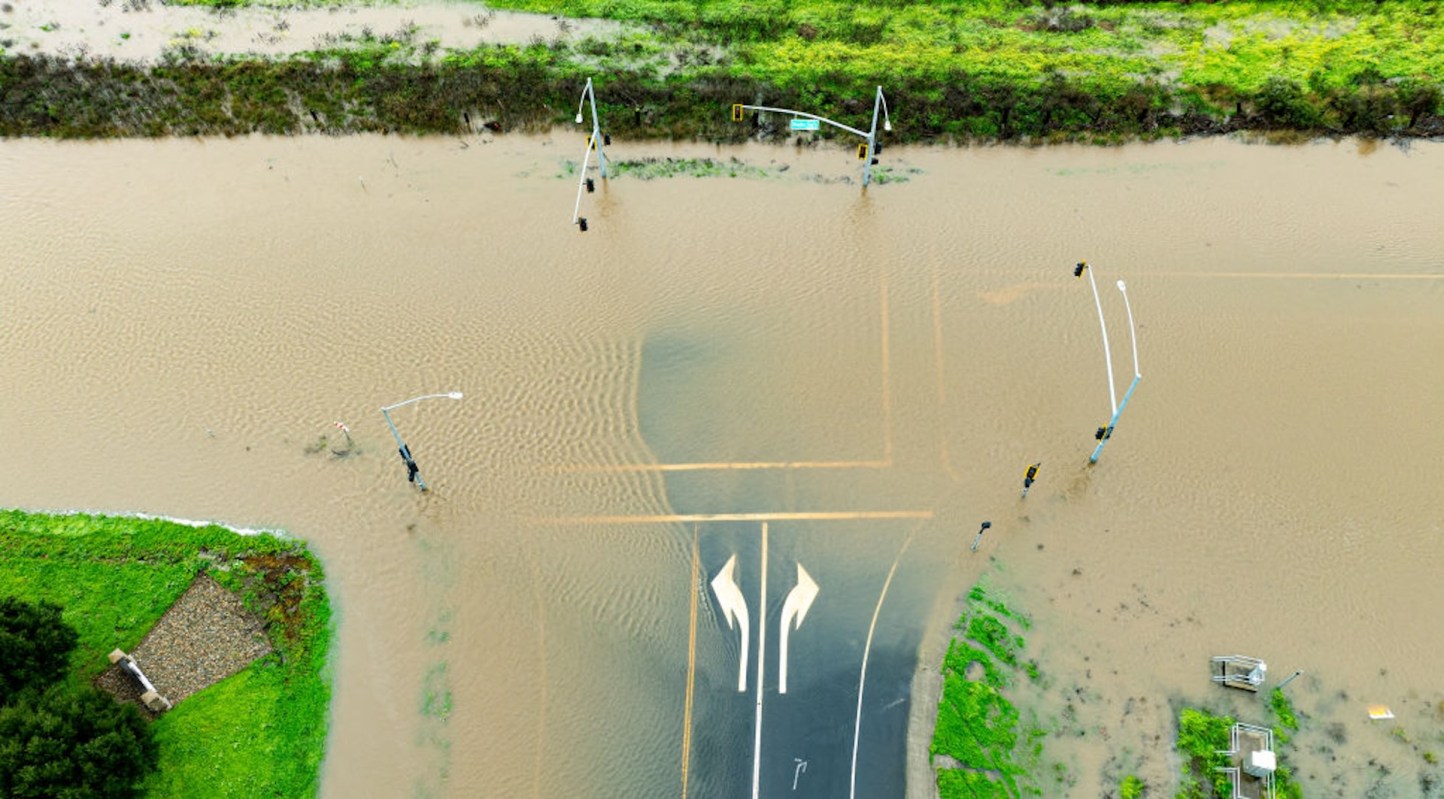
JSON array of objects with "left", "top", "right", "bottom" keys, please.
[
  {"left": 850, "top": 551, "right": 903, "bottom": 798},
  {"left": 752, "top": 522, "right": 769, "bottom": 799}
]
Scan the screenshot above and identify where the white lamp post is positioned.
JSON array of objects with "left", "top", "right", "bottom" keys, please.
[{"left": 1075, "top": 262, "right": 1142, "bottom": 463}]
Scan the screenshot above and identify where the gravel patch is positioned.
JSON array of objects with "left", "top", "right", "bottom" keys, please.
[{"left": 95, "top": 574, "right": 271, "bottom": 715}]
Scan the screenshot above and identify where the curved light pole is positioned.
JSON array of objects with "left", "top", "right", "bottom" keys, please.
[
  {"left": 380, "top": 391, "right": 463, "bottom": 491},
  {"left": 572, "top": 77, "right": 608, "bottom": 231},
  {"left": 1075, "top": 262, "right": 1141, "bottom": 463},
  {"left": 731, "top": 86, "right": 892, "bottom": 187}
]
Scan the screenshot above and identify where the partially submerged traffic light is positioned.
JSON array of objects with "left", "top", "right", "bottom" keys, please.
[
  {"left": 1074, "top": 261, "right": 1088, "bottom": 278},
  {"left": 1021, "top": 462, "right": 1041, "bottom": 498},
  {"left": 1095, "top": 425, "right": 1113, "bottom": 441}
]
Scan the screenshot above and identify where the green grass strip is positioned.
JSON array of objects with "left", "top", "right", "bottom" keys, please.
[{"left": 0, "top": 509, "right": 332, "bottom": 799}]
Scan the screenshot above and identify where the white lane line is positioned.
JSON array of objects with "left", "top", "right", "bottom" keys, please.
[
  {"left": 536, "top": 510, "right": 933, "bottom": 525},
  {"left": 850, "top": 549, "right": 904, "bottom": 799},
  {"left": 752, "top": 522, "right": 769, "bottom": 799}
]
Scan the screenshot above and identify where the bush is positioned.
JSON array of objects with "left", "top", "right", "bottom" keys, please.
[
  {"left": 1254, "top": 77, "right": 1319, "bottom": 129},
  {"left": 0, "top": 596, "right": 79, "bottom": 696},
  {"left": 0, "top": 687, "right": 158, "bottom": 799}
]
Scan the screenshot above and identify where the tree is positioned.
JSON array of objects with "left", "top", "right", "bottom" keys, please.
[
  {"left": 0, "top": 596, "right": 79, "bottom": 697},
  {"left": 0, "top": 687, "right": 158, "bottom": 799}
]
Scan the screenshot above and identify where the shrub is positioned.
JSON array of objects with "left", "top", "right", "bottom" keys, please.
[
  {"left": 0, "top": 596, "right": 79, "bottom": 697},
  {"left": 1254, "top": 76, "right": 1318, "bottom": 129},
  {"left": 0, "top": 687, "right": 158, "bottom": 798}
]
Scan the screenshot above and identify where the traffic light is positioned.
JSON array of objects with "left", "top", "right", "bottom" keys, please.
[
  {"left": 857, "top": 143, "right": 869, "bottom": 160},
  {"left": 732, "top": 104, "right": 744, "bottom": 122},
  {"left": 1094, "top": 426, "right": 1113, "bottom": 441},
  {"left": 585, "top": 178, "right": 595, "bottom": 193},
  {"left": 1074, "top": 261, "right": 1088, "bottom": 278}
]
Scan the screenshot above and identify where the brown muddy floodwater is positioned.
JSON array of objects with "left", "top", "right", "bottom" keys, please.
[{"left": 2, "top": 133, "right": 1442, "bottom": 798}]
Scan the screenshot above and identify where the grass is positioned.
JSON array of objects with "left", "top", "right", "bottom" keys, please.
[
  {"left": 1174, "top": 707, "right": 1234, "bottom": 799},
  {"left": 1121, "top": 773, "right": 1144, "bottom": 799},
  {"left": 932, "top": 582, "right": 1045, "bottom": 798},
  {"left": 0, "top": 509, "right": 332, "bottom": 799},
  {"left": 1, "top": 1, "right": 1441, "bottom": 140}
]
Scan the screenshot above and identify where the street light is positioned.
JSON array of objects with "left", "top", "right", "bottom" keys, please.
[
  {"left": 572, "top": 77, "right": 609, "bottom": 232},
  {"left": 380, "top": 391, "right": 463, "bottom": 491},
  {"left": 731, "top": 85, "right": 892, "bottom": 187},
  {"left": 1074, "top": 262, "right": 1141, "bottom": 463}
]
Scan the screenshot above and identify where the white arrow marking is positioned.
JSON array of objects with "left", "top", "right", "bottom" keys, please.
[
  {"left": 710, "top": 554, "right": 750, "bottom": 693},
  {"left": 778, "top": 563, "right": 819, "bottom": 694}
]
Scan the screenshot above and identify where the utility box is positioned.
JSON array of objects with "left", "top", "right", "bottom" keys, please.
[{"left": 1244, "top": 749, "right": 1276, "bottom": 778}]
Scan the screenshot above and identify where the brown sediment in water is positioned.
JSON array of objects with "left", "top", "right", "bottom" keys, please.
[{"left": 2, "top": 134, "right": 1442, "bottom": 797}]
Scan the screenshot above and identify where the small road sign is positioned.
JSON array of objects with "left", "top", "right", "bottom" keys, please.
[{"left": 790, "top": 118, "right": 821, "bottom": 131}]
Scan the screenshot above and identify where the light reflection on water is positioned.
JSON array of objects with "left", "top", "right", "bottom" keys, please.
[{"left": 1, "top": 134, "right": 1441, "bottom": 797}]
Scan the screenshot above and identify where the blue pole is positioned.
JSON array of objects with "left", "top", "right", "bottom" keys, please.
[{"left": 1090, "top": 375, "right": 1141, "bottom": 463}]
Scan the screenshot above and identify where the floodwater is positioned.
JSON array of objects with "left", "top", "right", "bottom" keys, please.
[
  {"left": 2, "top": 0, "right": 628, "bottom": 63},
  {"left": 1, "top": 132, "right": 1442, "bottom": 798}
]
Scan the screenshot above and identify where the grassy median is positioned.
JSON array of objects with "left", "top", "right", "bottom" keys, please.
[
  {"left": 3, "top": 0, "right": 1439, "bottom": 140},
  {"left": 0, "top": 509, "right": 332, "bottom": 799}
]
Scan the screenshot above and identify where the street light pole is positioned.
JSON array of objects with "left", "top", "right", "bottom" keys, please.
[
  {"left": 572, "top": 77, "right": 608, "bottom": 231},
  {"left": 576, "top": 77, "right": 607, "bottom": 179},
  {"left": 1075, "top": 262, "right": 1142, "bottom": 463},
  {"left": 380, "top": 391, "right": 463, "bottom": 492},
  {"left": 732, "top": 86, "right": 892, "bottom": 187}
]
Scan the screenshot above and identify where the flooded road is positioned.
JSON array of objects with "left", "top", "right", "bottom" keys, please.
[{"left": 2, "top": 132, "right": 1442, "bottom": 798}]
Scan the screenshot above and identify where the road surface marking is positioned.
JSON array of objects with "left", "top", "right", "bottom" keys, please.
[
  {"left": 929, "top": 262, "right": 963, "bottom": 485},
  {"left": 751, "top": 523, "right": 769, "bottom": 799},
  {"left": 850, "top": 537, "right": 909, "bottom": 799},
  {"left": 793, "top": 759, "right": 808, "bottom": 791},
  {"left": 778, "top": 563, "right": 819, "bottom": 695},
  {"left": 710, "top": 555, "right": 751, "bottom": 692},
  {"left": 680, "top": 526, "right": 699, "bottom": 799},
  {"left": 534, "top": 510, "right": 933, "bottom": 525},
  {"left": 1162, "top": 271, "right": 1444, "bottom": 280},
  {"left": 879, "top": 264, "right": 895, "bottom": 462},
  {"left": 550, "top": 459, "right": 891, "bottom": 473}
]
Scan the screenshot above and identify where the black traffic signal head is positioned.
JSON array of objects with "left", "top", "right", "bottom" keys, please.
[{"left": 1074, "top": 262, "right": 1087, "bottom": 277}]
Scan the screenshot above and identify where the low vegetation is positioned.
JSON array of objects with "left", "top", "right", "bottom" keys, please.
[
  {"left": 0, "top": 509, "right": 332, "bottom": 799},
  {"left": 1, "top": 0, "right": 1440, "bottom": 141},
  {"left": 1175, "top": 702, "right": 1303, "bottom": 799},
  {"left": 931, "top": 582, "right": 1046, "bottom": 798}
]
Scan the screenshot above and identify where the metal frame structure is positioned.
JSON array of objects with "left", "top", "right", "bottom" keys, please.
[
  {"left": 733, "top": 86, "right": 892, "bottom": 187},
  {"left": 1211, "top": 654, "right": 1268, "bottom": 690},
  {"left": 1215, "top": 723, "right": 1277, "bottom": 799}
]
